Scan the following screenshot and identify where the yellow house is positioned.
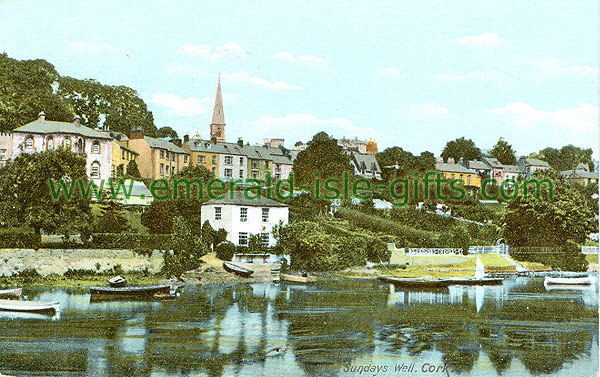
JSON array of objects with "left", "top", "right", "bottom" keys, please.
[
  {"left": 436, "top": 163, "right": 481, "bottom": 188},
  {"left": 127, "top": 129, "right": 189, "bottom": 180},
  {"left": 182, "top": 134, "right": 220, "bottom": 176},
  {"left": 111, "top": 139, "right": 139, "bottom": 176}
]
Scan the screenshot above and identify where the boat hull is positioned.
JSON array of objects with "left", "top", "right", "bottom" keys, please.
[
  {"left": 442, "top": 278, "right": 504, "bottom": 286},
  {"left": 0, "top": 299, "right": 59, "bottom": 314},
  {"left": 280, "top": 274, "right": 316, "bottom": 284},
  {"left": 0, "top": 288, "right": 22, "bottom": 299},
  {"left": 544, "top": 276, "right": 595, "bottom": 286},
  {"left": 377, "top": 276, "right": 450, "bottom": 289},
  {"left": 223, "top": 262, "right": 254, "bottom": 277},
  {"left": 89, "top": 285, "right": 171, "bottom": 296}
]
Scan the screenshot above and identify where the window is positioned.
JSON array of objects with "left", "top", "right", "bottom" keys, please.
[
  {"left": 467, "top": 175, "right": 471, "bottom": 185},
  {"left": 240, "top": 208, "right": 247, "bottom": 222},
  {"left": 184, "top": 155, "right": 188, "bottom": 163},
  {"left": 92, "top": 141, "right": 100, "bottom": 154},
  {"left": 225, "top": 168, "right": 232, "bottom": 178},
  {"left": 122, "top": 150, "right": 125, "bottom": 160},
  {"left": 25, "top": 136, "right": 34, "bottom": 149},
  {"left": 46, "top": 137, "right": 54, "bottom": 150},
  {"left": 260, "top": 232, "right": 270, "bottom": 248},
  {"left": 275, "top": 173, "right": 281, "bottom": 180},
  {"left": 459, "top": 174, "right": 463, "bottom": 181},
  {"left": 239, "top": 157, "right": 244, "bottom": 165},
  {"left": 225, "top": 156, "right": 233, "bottom": 165},
  {"left": 239, "top": 170, "right": 244, "bottom": 179},
  {"left": 171, "top": 166, "right": 175, "bottom": 175},
  {"left": 212, "top": 156, "right": 217, "bottom": 165},
  {"left": 214, "top": 207, "right": 222, "bottom": 220},
  {"left": 238, "top": 232, "right": 249, "bottom": 246},
  {"left": 262, "top": 208, "right": 269, "bottom": 222},
  {"left": 252, "top": 171, "right": 259, "bottom": 179},
  {"left": 212, "top": 167, "right": 216, "bottom": 175},
  {"left": 77, "top": 138, "right": 84, "bottom": 153},
  {"left": 160, "top": 163, "right": 164, "bottom": 175},
  {"left": 160, "top": 150, "right": 165, "bottom": 159},
  {"left": 91, "top": 162, "right": 100, "bottom": 179},
  {"left": 172, "top": 154, "right": 175, "bottom": 162},
  {"left": 275, "top": 164, "right": 280, "bottom": 172},
  {"left": 198, "top": 156, "right": 205, "bottom": 164},
  {"left": 64, "top": 137, "right": 71, "bottom": 149},
  {"left": 252, "top": 161, "right": 259, "bottom": 169}
]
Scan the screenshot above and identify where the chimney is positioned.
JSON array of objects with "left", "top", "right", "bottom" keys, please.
[
  {"left": 170, "top": 139, "right": 182, "bottom": 147},
  {"left": 129, "top": 127, "right": 144, "bottom": 140},
  {"left": 183, "top": 134, "right": 189, "bottom": 143},
  {"left": 73, "top": 116, "right": 81, "bottom": 126},
  {"left": 237, "top": 137, "right": 243, "bottom": 147},
  {"left": 38, "top": 111, "right": 46, "bottom": 122},
  {"left": 211, "top": 136, "right": 217, "bottom": 144}
]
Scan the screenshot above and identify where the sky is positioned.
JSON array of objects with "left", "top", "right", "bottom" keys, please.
[{"left": 0, "top": 0, "right": 597, "bottom": 158}]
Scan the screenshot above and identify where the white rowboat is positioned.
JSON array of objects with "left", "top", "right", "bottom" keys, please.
[
  {"left": 544, "top": 276, "right": 595, "bottom": 286},
  {"left": 0, "top": 299, "right": 60, "bottom": 314}
]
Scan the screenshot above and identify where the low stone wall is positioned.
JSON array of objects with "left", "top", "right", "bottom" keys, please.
[{"left": 0, "top": 249, "right": 163, "bottom": 277}]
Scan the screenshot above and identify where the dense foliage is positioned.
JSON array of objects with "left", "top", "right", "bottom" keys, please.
[
  {"left": 529, "top": 145, "right": 594, "bottom": 172},
  {"left": 441, "top": 137, "right": 481, "bottom": 163},
  {"left": 489, "top": 137, "right": 516, "bottom": 165}
]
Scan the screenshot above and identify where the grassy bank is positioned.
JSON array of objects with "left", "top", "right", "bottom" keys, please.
[{"left": 0, "top": 271, "right": 164, "bottom": 289}]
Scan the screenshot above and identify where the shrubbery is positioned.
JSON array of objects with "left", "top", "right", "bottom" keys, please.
[
  {"left": 0, "top": 228, "right": 41, "bottom": 249},
  {"left": 215, "top": 241, "right": 236, "bottom": 261}
]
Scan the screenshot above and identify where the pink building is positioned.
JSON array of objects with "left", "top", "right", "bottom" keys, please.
[{"left": 11, "top": 113, "right": 113, "bottom": 182}]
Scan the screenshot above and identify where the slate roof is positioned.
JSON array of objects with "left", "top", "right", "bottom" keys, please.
[
  {"left": 14, "top": 120, "right": 112, "bottom": 139},
  {"left": 352, "top": 153, "right": 381, "bottom": 172},
  {"left": 503, "top": 165, "right": 522, "bottom": 173},
  {"left": 145, "top": 137, "right": 188, "bottom": 154},
  {"left": 114, "top": 140, "right": 139, "bottom": 155},
  {"left": 203, "top": 190, "right": 288, "bottom": 207},
  {"left": 185, "top": 139, "right": 246, "bottom": 156},
  {"left": 561, "top": 169, "right": 599, "bottom": 179},
  {"left": 481, "top": 156, "right": 504, "bottom": 169},
  {"left": 463, "top": 160, "right": 490, "bottom": 170},
  {"left": 436, "top": 163, "right": 477, "bottom": 174},
  {"left": 520, "top": 158, "right": 550, "bottom": 167}
]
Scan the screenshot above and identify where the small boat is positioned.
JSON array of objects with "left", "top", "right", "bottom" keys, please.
[
  {"left": 377, "top": 275, "right": 450, "bottom": 289},
  {"left": 0, "top": 288, "right": 22, "bottom": 300},
  {"left": 89, "top": 285, "right": 171, "bottom": 296},
  {"left": 544, "top": 276, "right": 595, "bottom": 286},
  {"left": 223, "top": 262, "right": 254, "bottom": 278},
  {"left": 441, "top": 277, "right": 504, "bottom": 286},
  {"left": 280, "top": 274, "right": 316, "bottom": 284},
  {"left": 0, "top": 299, "right": 60, "bottom": 314},
  {"left": 108, "top": 275, "right": 127, "bottom": 287}
]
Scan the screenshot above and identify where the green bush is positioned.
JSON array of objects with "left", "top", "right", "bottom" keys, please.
[
  {"left": 215, "top": 241, "right": 236, "bottom": 261},
  {"left": 0, "top": 228, "right": 41, "bottom": 249},
  {"left": 64, "top": 268, "right": 98, "bottom": 278}
]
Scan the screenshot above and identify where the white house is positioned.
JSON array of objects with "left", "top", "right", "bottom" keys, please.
[
  {"left": 200, "top": 191, "right": 289, "bottom": 247},
  {"left": 11, "top": 113, "right": 113, "bottom": 182}
]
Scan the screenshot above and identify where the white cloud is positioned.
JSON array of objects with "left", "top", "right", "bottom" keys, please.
[
  {"left": 378, "top": 67, "right": 402, "bottom": 76},
  {"left": 223, "top": 72, "right": 302, "bottom": 91},
  {"left": 458, "top": 32, "right": 502, "bottom": 48},
  {"left": 148, "top": 93, "right": 211, "bottom": 117},
  {"left": 246, "top": 113, "right": 380, "bottom": 142},
  {"left": 176, "top": 41, "right": 247, "bottom": 59},
  {"left": 66, "top": 41, "right": 114, "bottom": 53},
  {"left": 489, "top": 102, "right": 597, "bottom": 132},
  {"left": 275, "top": 51, "right": 328, "bottom": 68},
  {"left": 527, "top": 57, "right": 596, "bottom": 77}
]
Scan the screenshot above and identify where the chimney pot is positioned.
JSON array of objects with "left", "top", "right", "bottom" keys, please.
[
  {"left": 237, "top": 137, "right": 243, "bottom": 147},
  {"left": 38, "top": 112, "right": 46, "bottom": 122},
  {"left": 183, "top": 134, "right": 189, "bottom": 143},
  {"left": 211, "top": 136, "right": 217, "bottom": 144}
]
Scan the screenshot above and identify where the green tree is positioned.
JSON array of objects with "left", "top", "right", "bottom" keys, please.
[
  {"left": 441, "top": 137, "right": 481, "bottom": 163},
  {"left": 489, "top": 137, "right": 516, "bottom": 165},
  {"left": 157, "top": 126, "right": 179, "bottom": 139},
  {"left": 376, "top": 147, "right": 434, "bottom": 182},
  {"left": 95, "top": 200, "right": 130, "bottom": 233},
  {"left": 201, "top": 220, "right": 215, "bottom": 251},
  {"left": 125, "top": 160, "right": 141, "bottom": 179},
  {"left": 141, "top": 200, "right": 176, "bottom": 234},
  {"left": 292, "top": 132, "right": 352, "bottom": 188},
  {"left": 163, "top": 216, "right": 205, "bottom": 277},
  {"left": 530, "top": 145, "right": 594, "bottom": 171},
  {"left": 0, "top": 149, "right": 91, "bottom": 236},
  {"left": 504, "top": 171, "right": 594, "bottom": 271}
]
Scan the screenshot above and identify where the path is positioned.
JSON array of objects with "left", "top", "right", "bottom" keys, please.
[{"left": 499, "top": 254, "right": 528, "bottom": 273}]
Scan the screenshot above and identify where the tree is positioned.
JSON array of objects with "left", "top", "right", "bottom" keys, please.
[
  {"left": 504, "top": 170, "right": 594, "bottom": 271},
  {"left": 376, "top": 147, "right": 435, "bottom": 181},
  {"left": 163, "top": 216, "right": 205, "bottom": 277},
  {"left": 141, "top": 200, "right": 176, "bottom": 234},
  {"left": 441, "top": 137, "right": 481, "bottom": 163},
  {"left": 489, "top": 138, "right": 516, "bottom": 165},
  {"left": 125, "top": 160, "right": 141, "bottom": 179},
  {"left": 292, "top": 132, "right": 352, "bottom": 187},
  {"left": 201, "top": 220, "right": 215, "bottom": 251},
  {"left": 0, "top": 149, "right": 91, "bottom": 236},
  {"left": 530, "top": 145, "right": 594, "bottom": 172},
  {"left": 95, "top": 200, "right": 129, "bottom": 233},
  {"left": 157, "top": 126, "right": 178, "bottom": 139}
]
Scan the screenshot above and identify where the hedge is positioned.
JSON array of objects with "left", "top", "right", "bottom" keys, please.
[{"left": 0, "top": 229, "right": 41, "bottom": 249}]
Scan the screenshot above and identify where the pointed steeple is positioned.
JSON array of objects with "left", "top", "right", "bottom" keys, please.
[
  {"left": 210, "top": 75, "right": 226, "bottom": 142},
  {"left": 211, "top": 75, "right": 225, "bottom": 125}
]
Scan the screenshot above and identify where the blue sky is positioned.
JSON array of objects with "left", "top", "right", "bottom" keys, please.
[{"left": 0, "top": 0, "right": 597, "bottom": 158}]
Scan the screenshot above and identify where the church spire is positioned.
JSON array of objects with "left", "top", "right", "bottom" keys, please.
[{"left": 210, "top": 75, "right": 226, "bottom": 141}]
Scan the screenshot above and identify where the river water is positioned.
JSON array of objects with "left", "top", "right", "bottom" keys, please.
[{"left": 0, "top": 277, "right": 597, "bottom": 377}]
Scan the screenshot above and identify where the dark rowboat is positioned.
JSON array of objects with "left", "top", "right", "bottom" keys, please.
[
  {"left": 0, "top": 299, "right": 60, "bottom": 314},
  {"left": 441, "top": 277, "right": 504, "bottom": 286},
  {"left": 223, "top": 262, "right": 254, "bottom": 278},
  {"left": 0, "top": 288, "right": 22, "bottom": 299},
  {"left": 377, "top": 275, "right": 451, "bottom": 289},
  {"left": 89, "top": 285, "right": 171, "bottom": 296}
]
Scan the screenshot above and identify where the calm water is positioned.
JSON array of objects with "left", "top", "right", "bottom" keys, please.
[{"left": 0, "top": 277, "right": 597, "bottom": 377}]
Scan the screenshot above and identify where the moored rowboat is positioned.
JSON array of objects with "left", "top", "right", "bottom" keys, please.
[
  {"left": 0, "top": 288, "right": 22, "bottom": 299},
  {"left": 223, "top": 262, "right": 254, "bottom": 277},
  {"left": 440, "top": 277, "right": 504, "bottom": 286},
  {"left": 280, "top": 274, "right": 316, "bottom": 284},
  {"left": 377, "top": 275, "right": 450, "bottom": 289},
  {"left": 544, "top": 276, "right": 595, "bottom": 286},
  {"left": 0, "top": 299, "right": 60, "bottom": 314},
  {"left": 89, "top": 285, "right": 171, "bottom": 296},
  {"left": 108, "top": 275, "right": 127, "bottom": 287}
]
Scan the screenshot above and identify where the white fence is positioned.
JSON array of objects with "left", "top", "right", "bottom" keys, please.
[
  {"left": 468, "top": 244, "right": 509, "bottom": 255},
  {"left": 582, "top": 246, "right": 599, "bottom": 255},
  {"left": 389, "top": 243, "right": 509, "bottom": 256},
  {"left": 405, "top": 248, "right": 462, "bottom": 255}
]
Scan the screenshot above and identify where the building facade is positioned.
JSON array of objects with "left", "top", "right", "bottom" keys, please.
[
  {"left": 127, "top": 129, "right": 189, "bottom": 180},
  {"left": 436, "top": 163, "right": 481, "bottom": 188}
]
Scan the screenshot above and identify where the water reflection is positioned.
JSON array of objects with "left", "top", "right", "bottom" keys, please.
[{"left": 0, "top": 277, "right": 596, "bottom": 376}]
